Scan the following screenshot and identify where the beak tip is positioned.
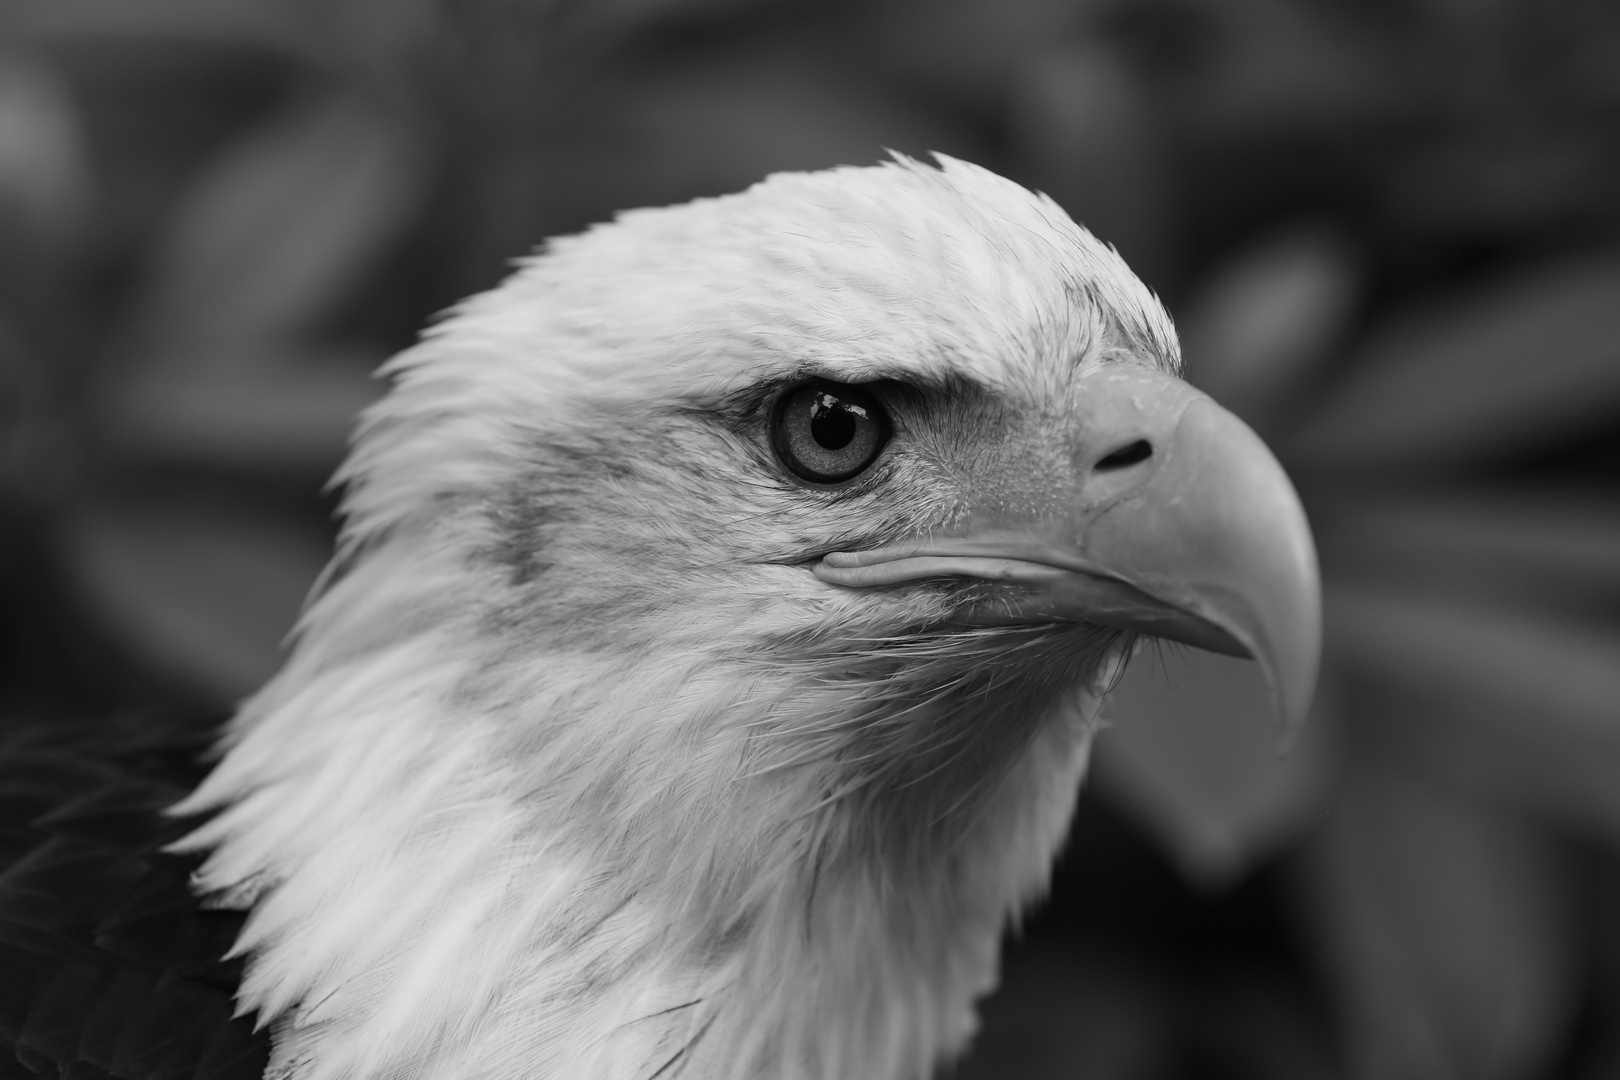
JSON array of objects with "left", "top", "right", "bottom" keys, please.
[
  {"left": 1256, "top": 575, "right": 1322, "bottom": 748},
  {"left": 1176, "top": 398, "right": 1323, "bottom": 744}
]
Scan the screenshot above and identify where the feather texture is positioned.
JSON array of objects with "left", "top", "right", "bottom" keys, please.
[
  {"left": 0, "top": 712, "right": 268, "bottom": 1080},
  {"left": 170, "top": 155, "right": 1178, "bottom": 1079}
]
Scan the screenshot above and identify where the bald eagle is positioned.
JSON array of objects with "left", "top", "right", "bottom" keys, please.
[{"left": 0, "top": 156, "right": 1317, "bottom": 1080}]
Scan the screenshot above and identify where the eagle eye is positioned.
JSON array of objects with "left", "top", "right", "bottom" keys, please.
[{"left": 771, "top": 380, "right": 890, "bottom": 484}]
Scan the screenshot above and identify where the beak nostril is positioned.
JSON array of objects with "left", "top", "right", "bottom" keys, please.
[{"left": 1095, "top": 439, "right": 1153, "bottom": 471}]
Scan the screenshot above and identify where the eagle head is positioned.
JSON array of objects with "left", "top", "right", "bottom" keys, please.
[{"left": 174, "top": 155, "right": 1319, "bottom": 1080}]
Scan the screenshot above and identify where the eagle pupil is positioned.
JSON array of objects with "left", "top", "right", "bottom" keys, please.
[{"left": 810, "top": 395, "right": 859, "bottom": 450}]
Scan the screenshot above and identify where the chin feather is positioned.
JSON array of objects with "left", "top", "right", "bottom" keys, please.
[{"left": 173, "top": 575, "right": 1124, "bottom": 1079}]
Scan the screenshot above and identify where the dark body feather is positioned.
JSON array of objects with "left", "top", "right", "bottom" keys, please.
[{"left": 0, "top": 712, "right": 267, "bottom": 1080}]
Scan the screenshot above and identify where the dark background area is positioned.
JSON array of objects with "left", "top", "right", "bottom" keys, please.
[{"left": 1, "top": 1, "right": 1617, "bottom": 1077}]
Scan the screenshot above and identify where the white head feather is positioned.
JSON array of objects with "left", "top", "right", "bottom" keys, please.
[{"left": 172, "top": 154, "right": 1178, "bottom": 1080}]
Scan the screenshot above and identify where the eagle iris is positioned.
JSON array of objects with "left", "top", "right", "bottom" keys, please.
[{"left": 772, "top": 380, "right": 890, "bottom": 483}]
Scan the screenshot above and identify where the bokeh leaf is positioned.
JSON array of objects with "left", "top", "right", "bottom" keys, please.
[
  {"left": 1331, "top": 585, "right": 1620, "bottom": 843},
  {"left": 0, "top": 52, "right": 96, "bottom": 249},
  {"left": 1303, "top": 765, "right": 1578, "bottom": 1080},
  {"left": 1174, "top": 0, "right": 1409, "bottom": 138},
  {"left": 6, "top": 0, "right": 447, "bottom": 93},
  {"left": 97, "top": 92, "right": 420, "bottom": 471},
  {"left": 64, "top": 500, "right": 328, "bottom": 702},
  {"left": 1179, "top": 223, "right": 1361, "bottom": 436},
  {"left": 1331, "top": 586, "right": 1620, "bottom": 741},
  {"left": 315, "top": 0, "right": 442, "bottom": 86},
  {"left": 1008, "top": 40, "right": 1176, "bottom": 289},
  {"left": 126, "top": 91, "right": 427, "bottom": 354},
  {"left": 857, "top": 0, "right": 1089, "bottom": 111},
  {"left": 568, "top": 0, "right": 790, "bottom": 36},
  {"left": 1, "top": 0, "right": 318, "bottom": 58},
  {"left": 105, "top": 345, "right": 383, "bottom": 473},
  {"left": 1322, "top": 488, "right": 1620, "bottom": 612},
  {"left": 1292, "top": 258, "right": 1620, "bottom": 470},
  {"left": 564, "top": 50, "right": 978, "bottom": 220},
  {"left": 1094, "top": 648, "right": 1337, "bottom": 886}
]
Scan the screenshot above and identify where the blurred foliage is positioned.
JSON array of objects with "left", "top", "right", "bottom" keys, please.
[{"left": 0, "top": 0, "right": 1617, "bottom": 1077}]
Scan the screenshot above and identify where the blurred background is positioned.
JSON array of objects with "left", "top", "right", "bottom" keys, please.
[{"left": 0, "top": 0, "right": 1617, "bottom": 1076}]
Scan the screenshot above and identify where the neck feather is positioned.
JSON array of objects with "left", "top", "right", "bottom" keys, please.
[{"left": 174, "top": 556, "right": 1118, "bottom": 1080}]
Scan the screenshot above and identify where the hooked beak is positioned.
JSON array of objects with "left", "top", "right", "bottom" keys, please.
[{"left": 812, "top": 365, "right": 1322, "bottom": 737}]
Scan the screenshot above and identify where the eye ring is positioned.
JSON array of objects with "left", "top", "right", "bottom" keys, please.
[{"left": 770, "top": 380, "right": 891, "bottom": 484}]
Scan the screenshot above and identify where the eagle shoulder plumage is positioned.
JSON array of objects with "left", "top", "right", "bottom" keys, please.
[
  {"left": 0, "top": 713, "right": 267, "bottom": 1079},
  {"left": 2, "top": 155, "right": 1318, "bottom": 1080}
]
